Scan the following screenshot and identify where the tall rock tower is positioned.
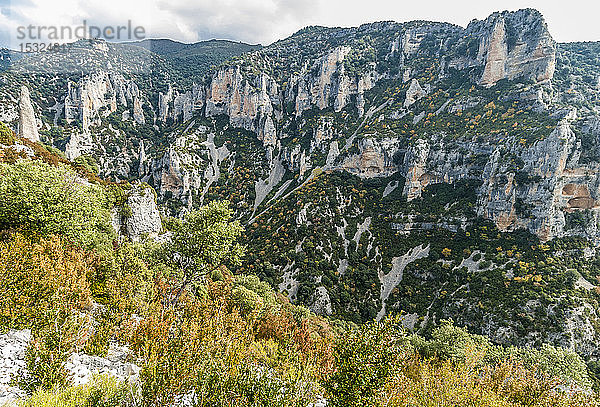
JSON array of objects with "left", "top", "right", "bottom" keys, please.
[{"left": 18, "top": 86, "right": 40, "bottom": 143}]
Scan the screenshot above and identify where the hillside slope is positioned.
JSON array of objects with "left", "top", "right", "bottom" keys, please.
[{"left": 1, "top": 8, "right": 600, "bottom": 366}]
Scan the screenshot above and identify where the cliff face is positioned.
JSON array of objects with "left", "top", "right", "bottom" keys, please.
[
  {"left": 399, "top": 113, "right": 595, "bottom": 243},
  {"left": 6, "top": 7, "right": 600, "bottom": 355},
  {"left": 134, "top": 9, "right": 564, "bottom": 242},
  {"left": 471, "top": 10, "right": 556, "bottom": 87},
  {"left": 13, "top": 8, "right": 565, "bottom": 245},
  {"left": 205, "top": 67, "right": 279, "bottom": 146},
  {"left": 64, "top": 71, "right": 146, "bottom": 131}
]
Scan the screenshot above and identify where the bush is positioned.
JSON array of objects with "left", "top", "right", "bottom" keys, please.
[
  {"left": 123, "top": 272, "right": 331, "bottom": 406},
  {"left": 73, "top": 154, "right": 100, "bottom": 175},
  {"left": 19, "top": 309, "right": 90, "bottom": 393},
  {"left": 323, "top": 317, "right": 410, "bottom": 407},
  {"left": 0, "top": 159, "right": 114, "bottom": 249},
  {"left": 0, "top": 233, "right": 92, "bottom": 328},
  {"left": 17, "top": 375, "right": 139, "bottom": 407},
  {"left": 0, "top": 121, "right": 15, "bottom": 145}
]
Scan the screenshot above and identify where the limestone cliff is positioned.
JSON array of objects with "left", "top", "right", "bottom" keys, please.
[
  {"left": 204, "top": 67, "right": 279, "bottom": 146},
  {"left": 17, "top": 86, "right": 39, "bottom": 143},
  {"left": 64, "top": 72, "right": 144, "bottom": 131},
  {"left": 470, "top": 9, "right": 556, "bottom": 86}
]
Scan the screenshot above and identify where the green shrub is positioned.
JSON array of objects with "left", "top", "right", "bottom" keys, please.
[
  {"left": 73, "top": 154, "right": 100, "bottom": 175},
  {"left": 323, "top": 316, "right": 410, "bottom": 407},
  {"left": 0, "top": 159, "right": 114, "bottom": 250},
  {"left": 17, "top": 375, "right": 139, "bottom": 407},
  {"left": 0, "top": 121, "right": 14, "bottom": 145}
]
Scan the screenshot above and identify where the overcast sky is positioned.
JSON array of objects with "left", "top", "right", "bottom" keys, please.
[{"left": 0, "top": 0, "right": 598, "bottom": 48}]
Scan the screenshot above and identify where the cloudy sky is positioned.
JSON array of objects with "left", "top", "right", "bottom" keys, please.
[{"left": 0, "top": 0, "right": 598, "bottom": 48}]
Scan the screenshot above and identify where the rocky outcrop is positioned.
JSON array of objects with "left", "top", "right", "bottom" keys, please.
[
  {"left": 112, "top": 184, "right": 162, "bottom": 242},
  {"left": 124, "top": 185, "right": 162, "bottom": 241},
  {"left": 0, "top": 329, "right": 139, "bottom": 405},
  {"left": 395, "top": 112, "right": 600, "bottom": 244},
  {"left": 341, "top": 137, "right": 403, "bottom": 178},
  {"left": 402, "top": 138, "right": 432, "bottom": 200},
  {"left": 66, "top": 344, "right": 140, "bottom": 386},
  {"left": 64, "top": 72, "right": 143, "bottom": 131},
  {"left": 18, "top": 86, "right": 39, "bottom": 142},
  {"left": 309, "top": 286, "right": 333, "bottom": 316},
  {"left": 293, "top": 47, "right": 377, "bottom": 117},
  {"left": 204, "top": 67, "right": 279, "bottom": 146},
  {"left": 404, "top": 79, "right": 425, "bottom": 107},
  {"left": 132, "top": 96, "right": 145, "bottom": 124},
  {"left": 147, "top": 127, "right": 219, "bottom": 209},
  {"left": 471, "top": 9, "right": 556, "bottom": 86},
  {"left": 158, "top": 85, "right": 173, "bottom": 122},
  {"left": 480, "top": 19, "right": 508, "bottom": 86},
  {"left": 0, "top": 330, "right": 29, "bottom": 404},
  {"left": 65, "top": 131, "right": 95, "bottom": 160},
  {"left": 478, "top": 118, "right": 579, "bottom": 242}
]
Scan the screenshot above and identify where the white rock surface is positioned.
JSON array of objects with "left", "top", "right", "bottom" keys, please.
[
  {"left": 0, "top": 330, "right": 140, "bottom": 405},
  {"left": 124, "top": 185, "right": 162, "bottom": 242},
  {"left": 17, "top": 86, "right": 39, "bottom": 143},
  {"left": 0, "top": 330, "right": 30, "bottom": 405},
  {"left": 65, "top": 343, "right": 140, "bottom": 386}
]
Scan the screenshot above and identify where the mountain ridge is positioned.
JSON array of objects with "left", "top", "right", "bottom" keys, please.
[{"left": 2, "top": 7, "right": 600, "bottom": 358}]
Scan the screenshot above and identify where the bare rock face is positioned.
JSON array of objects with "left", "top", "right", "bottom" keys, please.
[
  {"left": 64, "top": 72, "right": 142, "bottom": 130},
  {"left": 18, "top": 86, "right": 39, "bottom": 142},
  {"left": 158, "top": 85, "right": 173, "bottom": 122},
  {"left": 132, "top": 96, "right": 145, "bottom": 124},
  {"left": 397, "top": 113, "right": 600, "bottom": 244},
  {"left": 402, "top": 28, "right": 428, "bottom": 56},
  {"left": 295, "top": 47, "right": 351, "bottom": 115},
  {"left": 473, "top": 9, "right": 556, "bottom": 87},
  {"left": 158, "top": 83, "right": 204, "bottom": 125},
  {"left": 402, "top": 138, "right": 431, "bottom": 200},
  {"left": 309, "top": 286, "right": 333, "bottom": 316},
  {"left": 124, "top": 185, "right": 162, "bottom": 242},
  {"left": 0, "top": 329, "right": 29, "bottom": 404},
  {"left": 294, "top": 46, "right": 377, "bottom": 117},
  {"left": 112, "top": 184, "right": 162, "bottom": 242},
  {"left": 148, "top": 128, "right": 223, "bottom": 210},
  {"left": 404, "top": 79, "right": 425, "bottom": 107},
  {"left": 65, "top": 72, "right": 114, "bottom": 131},
  {"left": 205, "top": 67, "right": 279, "bottom": 146},
  {"left": 478, "top": 119, "right": 572, "bottom": 241},
  {"left": 0, "top": 329, "right": 140, "bottom": 404},
  {"left": 65, "top": 131, "right": 94, "bottom": 160},
  {"left": 341, "top": 137, "right": 403, "bottom": 178},
  {"left": 480, "top": 19, "right": 508, "bottom": 86}
]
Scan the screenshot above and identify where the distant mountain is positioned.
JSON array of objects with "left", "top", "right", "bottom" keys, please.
[
  {"left": 125, "top": 38, "right": 261, "bottom": 84},
  {"left": 127, "top": 38, "right": 261, "bottom": 57}
]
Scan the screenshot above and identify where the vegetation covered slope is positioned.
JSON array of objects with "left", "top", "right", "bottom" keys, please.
[
  {"left": 1, "top": 135, "right": 599, "bottom": 406},
  {"left": 3, "top": 8, "right": 600, "bottom": 404},
  {"left": 125, "top": 38, "right": 262, "bottom": 86}
]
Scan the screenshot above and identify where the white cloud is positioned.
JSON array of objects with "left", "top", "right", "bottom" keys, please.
[{"left": 0, "top": 0, "right": 597, "bottom": 49}]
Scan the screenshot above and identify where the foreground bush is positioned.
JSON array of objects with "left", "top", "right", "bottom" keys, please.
[
  {"left": 324, "top": 319, "right": 599, "bottom": 407},
  {"left": 381, "top": 357, "right": 597, "bottom": 407},
  {"left": 0, "top": 233, "right": 92, "bottom": 328},
  {"left": 123, "top": 272, "right": 334, "bottom": 406},
  {"left": 16, "top": 375, "right": 139, "bottom": 407},
  {"left": 0, "top": 159, "right": 113, "bottom": 249}
]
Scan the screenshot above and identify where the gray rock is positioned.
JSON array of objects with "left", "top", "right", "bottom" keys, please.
[{"left": 18, "top": 86, "right": 39, "bottom": 142}]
